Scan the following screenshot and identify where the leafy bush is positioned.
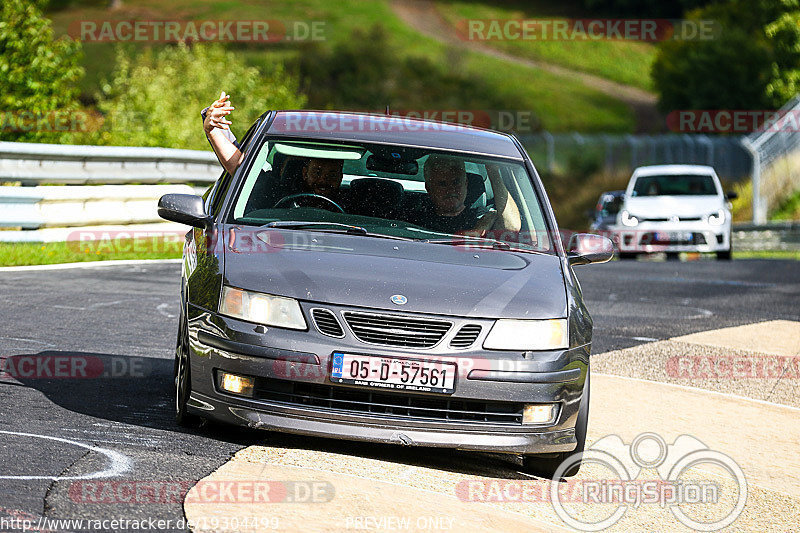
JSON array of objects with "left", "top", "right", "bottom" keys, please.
[
  {"left": 86, "top": 42, "right": 306, "bottom": 149},
  {"left": 652, "top": 0, "right": 800, "bottom": 112},
  {"left": 0, "top": 0, "right": 83, "bottom": 142}
]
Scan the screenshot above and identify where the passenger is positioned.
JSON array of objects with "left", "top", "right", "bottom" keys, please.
[{"left": 409, "top": 155, "right": 521, "bottom": 236}]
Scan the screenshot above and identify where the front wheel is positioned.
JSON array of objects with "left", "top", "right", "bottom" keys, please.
[
  {"left": 522, "top": 368, "right": 590, "bottom": 479},
  {"left": 716, "top": 249, "right": 732, "bottom": 260},
  {"left": 175, "top": 309, "right": 200, "bottom": 426},
  {"left": 618, "top": 252, "right": 638, "bottom": 260}
]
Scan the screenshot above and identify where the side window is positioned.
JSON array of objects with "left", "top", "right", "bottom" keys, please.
[
  {"left": 202, "top": 181, "right": 217, "bottom": 212},
  {"left": 209, "top": 172, "right": 232, "bottom": 217}
]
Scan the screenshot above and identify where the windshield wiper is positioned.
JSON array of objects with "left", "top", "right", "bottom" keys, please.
[
  {"left": 261, "top": 221, "right": 420, "bottom": 241},
  {"left": 423, "top": 237, "right": 512, "bottom": 250},
  {"left": 262, "top": 221, "right": 369, "bottom": 234}
]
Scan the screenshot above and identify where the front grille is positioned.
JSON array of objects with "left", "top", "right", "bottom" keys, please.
[
  {"left": 342, "top": 311, "right": 451, "bottom": 348},
  {"left": 253, "top": 378, "right": 524, "bottom": 425},
  {"left": 450, "top": 324, "right": 482, "bottom": 348},
  {"left": 311, "top": 308, "right": 344, "bottom": 338}
]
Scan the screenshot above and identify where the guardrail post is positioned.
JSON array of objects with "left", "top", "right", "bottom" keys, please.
[{"left": 741, "top": 137, "right": 766, "bottom": 224}]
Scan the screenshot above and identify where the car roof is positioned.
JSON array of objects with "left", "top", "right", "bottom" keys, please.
[
  {"left": 631, "top": 164, "right": 718, "bottom": 177},
  {"left": 264, "top": 110, "right": 524, "bottom": 160}
]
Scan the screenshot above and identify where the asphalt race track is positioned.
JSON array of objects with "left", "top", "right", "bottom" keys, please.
[{"left": 0, "top": 259, "right": 798, "bottom": 530}]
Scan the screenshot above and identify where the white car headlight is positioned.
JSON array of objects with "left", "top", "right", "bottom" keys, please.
[
  {"left": 483, "top": 319, "right": 569, "bottom": 351},
  {"left": 220, "top": 286, "right": 306, "bottom": 330},
  {"left": 620, "top": 210, "right": 639, "bottom": 227},
  {"left": 707, "top": 209, "right": 726, "bottom": 226}
]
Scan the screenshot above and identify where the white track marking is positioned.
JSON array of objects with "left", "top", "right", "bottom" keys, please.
[
  {"left": 0, "top": 258, "right": 181, "bottom": 272},
  {"left": 0, "top": 431, "right": 132, "bottom": 480},
  {"left": 157, "top": 303, "right": 177, "bottom": 318}
]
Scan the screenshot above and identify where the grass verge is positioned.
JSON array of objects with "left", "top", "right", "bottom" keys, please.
[
  {"left": 434, "top": 0, "right": 656, "bottom": 91},
  {"left": 732, "top": 250, "right": 800, "bottom": 260},
  {"left": 0, "top": 239, "right": 182, "bottom": 267}
]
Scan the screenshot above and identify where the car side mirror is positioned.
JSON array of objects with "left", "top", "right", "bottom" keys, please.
[
  {"left": 726, "top": 191, "right": 739, "bottom": 200},
  {"left": 567, "top": 233, "right": 614, "bottom": 265},
  {"left": 158, "top": 194, "right": 212, "bottom": 228}
]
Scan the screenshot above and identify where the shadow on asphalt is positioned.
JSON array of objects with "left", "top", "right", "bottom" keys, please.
[
  {"left": 3, "top": 350, "right": 260, "bottom": 447},
  {"left": 4, "top": 350, "right": 532, "bottom": 480}
]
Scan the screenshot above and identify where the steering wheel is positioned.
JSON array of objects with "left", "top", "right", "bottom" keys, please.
[{"left": 273, "top": 193, "right": 345, "bottom": 213}]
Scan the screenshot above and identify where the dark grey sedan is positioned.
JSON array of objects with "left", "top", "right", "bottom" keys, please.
[{"left": 158, "top": 111, "right": 612, "bottom": 478}]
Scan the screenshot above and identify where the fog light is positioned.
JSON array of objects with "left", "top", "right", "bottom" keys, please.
[
  {"left": 522, "top": 404, "right": 557, "bottom": 425},
  {"left": 220, "top": 372, "right": 255, "bottom": 397}
]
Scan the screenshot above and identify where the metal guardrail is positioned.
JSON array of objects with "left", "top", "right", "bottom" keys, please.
[
  {"left": 0, "top": 141, "right": 220, "bottom": 185},
  {"left": 731, "top": 222, "right": 800, "bottom": 251},
  {"left": 1, "top": 184, "right": 195, "bottom": 229},
  {"left": 743, "top": 95, "right": 800, "bottom": 224}
]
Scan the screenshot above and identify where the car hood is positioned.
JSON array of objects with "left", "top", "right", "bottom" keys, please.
[
  {"left": 624, "top": 195, "right": 724, "bottom": 218},
  {"left": 222, "top": 228, "right": 568, "bottom": 319}
]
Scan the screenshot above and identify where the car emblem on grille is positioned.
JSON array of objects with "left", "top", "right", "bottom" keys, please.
[
  {"left": 390, "top": 294, "right": 407, "bottom": 305},
  {"left": 669, "top": 215, "right": 680, "bottom": 223}
]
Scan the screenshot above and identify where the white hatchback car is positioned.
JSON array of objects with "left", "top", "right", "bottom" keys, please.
[{"left": 616, "top": 165, "right": 737, "bottom": 260}]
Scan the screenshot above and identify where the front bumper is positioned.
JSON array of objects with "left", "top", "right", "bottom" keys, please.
[
  {"left": 612, "top": 222, "right": 730, "bottom": 253},
  {"left": 185, "top": 303, "right": 589, "bottom": 455}
]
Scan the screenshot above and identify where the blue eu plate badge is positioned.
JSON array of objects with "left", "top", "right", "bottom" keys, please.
[{"left": 331, "top": 353, "right": 344, "bottom": 379}]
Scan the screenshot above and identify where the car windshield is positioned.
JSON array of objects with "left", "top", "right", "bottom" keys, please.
[
  {"left": 631, "top": 174, "right": 718, "bottom": 197},
  {"left": 228, "top": 138, "right": 554, "bottom": 252}
]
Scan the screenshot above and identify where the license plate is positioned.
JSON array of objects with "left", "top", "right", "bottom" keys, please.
[
  {"left": 330, "top": 353, "right": 456, "bottom": 394},
  {"left": 655, "top": 231, "right": 691, "bottom": 242}
]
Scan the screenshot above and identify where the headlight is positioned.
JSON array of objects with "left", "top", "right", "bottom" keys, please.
[
  {"left": 483, "top": 319, "right": 569, "bottom": 351},
  {"left": 220, "top": 286, "right": 306, "bottom": 330},
  {"left": 707, "top": 209, "right": 726, "bottom": 226},
  {"left": 620, "top": 210, "right": 639, "bottom": 227}
]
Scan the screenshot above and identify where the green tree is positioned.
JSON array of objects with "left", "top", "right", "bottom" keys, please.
[
  {"left": 0, "top": 0, "right": 83, "bottom": 142},
  {"left": 652, "top": 0, "right": 800, "bottom": 112},
  {"left": 89, "top": 42, "right": 306, "bottom": 149}
]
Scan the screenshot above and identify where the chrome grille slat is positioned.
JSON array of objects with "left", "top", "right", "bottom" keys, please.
[
  {"left": 450, "top": 324, "right": 482, "bottom": 348},
  {"left": 343, "top": 311, "right": 452, "bottom": 348},
  {"left": 311, "top": 308, "right": 345, "bottom": 338}
]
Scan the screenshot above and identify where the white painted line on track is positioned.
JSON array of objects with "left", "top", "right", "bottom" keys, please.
[
  {"left": 0, "top": 430, "right": 132, "bottom": 480},
  {"left": 157, "top": 303, "right": 177, "bottom": 318},
  {"left": 0, "top": 258, "right": 181, "bottom": 272}
]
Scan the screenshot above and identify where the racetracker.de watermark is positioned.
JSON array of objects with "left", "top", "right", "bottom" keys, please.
[
  {"left": 0, "top": 355, "right": 152, "bottom": 380},
  {"left": 270, "top": 110, "right": 541, "bottom": 133},
  {"left": 69, "top": 19, "right": 326, "bottom": 43},
  {"left": 667, "top": 109, "right": 800, "bottom": 133},
  {"left": 667, "top": 355, "right": 800, "bottom": 379},
  {"left": 69, "top": 480, "right": 334, "bottom": 504},
  {"left": 456, "top": 19, "right": 720, "bottom": 42},
  {"left": 0, "top": 110, "right": 103, "bottom": 133}
]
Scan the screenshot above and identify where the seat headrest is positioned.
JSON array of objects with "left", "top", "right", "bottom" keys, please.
[
  {"left": 465, "top": 172, "right": 487, "bottom": 208},
  {"left": 348, "top": 178, "right": 404, "bottom": 218}
]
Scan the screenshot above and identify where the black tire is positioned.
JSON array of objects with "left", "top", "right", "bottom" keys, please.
[
  {"left": 175, "top": 308, "right": 200, "bottom": 427},
  {"left": 665, "top": 252, "right": 680, "bottom": 261},
  {"left": 716, "top": 249, "right": 732, "bottom": 260},
  {"left": 522, "top": 368, "right": 590, "bottom": 479},
  {"left": 618, "top": 252, "right": 638, "bottom": 260}
]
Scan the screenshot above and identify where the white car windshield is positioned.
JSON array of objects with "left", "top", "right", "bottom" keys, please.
[{"left": 632, "top": 174, "right": 718, "bottom": 196}]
